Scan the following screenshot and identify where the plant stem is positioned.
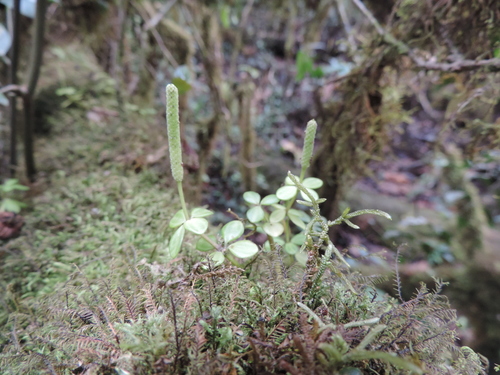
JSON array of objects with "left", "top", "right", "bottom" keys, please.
[
  {"left": 177, "top": 181, "right": 189, "bottom": 220},
  {"left": 200, "top": 233, "right": 219, "bottom": 250}
]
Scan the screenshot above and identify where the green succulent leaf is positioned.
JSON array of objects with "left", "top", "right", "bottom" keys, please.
[
  {"left": 302, "top": 177, "right": 323, "bottom": 189},
  {"left": 243, "top": 191, "right": 261, "bottom": 205},
  {"left": 228, "top": 240, "right": 259, "bottom": 258},
  {"left": 191, "top": 207, "right": 214, "bottom": 218},
  {"left": 196, "top": 236, "right": 216, "bottom": 252},
  {"left": 263, "top": 222, "right": 285, "bottom": 237},
  {"left": 291, "top": 233, "right": 306, "bottom": 245},
  {"left": 169, "top": 210, "right": 187, "bottom": 228},
  {"left": 269, "top": 208, "right": 286, "bottom": 223},
  {"left": 168, "top": 225, "right": 185, "bottom": 258},
  {"left": 221, "top": 220, "right": 244, "bottom": 244},
  {"left": 210, "top": 251, "right": 225, "bottom": 266},
  {"left": 344, "top": 219, "right": 360, "bottom": 229},
  {"left": 299, "top": 188, "right": 319, "bottom": 202},
  {"left": 296, "top": 199, "right": 313, "bottom": 206},
  {"left": 184, "top": 218, "right": 209, "bottom": 234},
  {"left": 276, "top": 186, "right": 297, "bottom": 201},
  {"left": 339, "top": 368, "right": 362, "bottom": 375},
  {"left": 346, "top": 209, "right": 392, "bottom": 221},
  {"left": 288, "top": 209, "right": 307, "bottom": 229},
  {"left": 260, "top": 194, "right": 279, "bottom": 205},
  {"left": 247, "top": 206, "right": 265, "bottom": 223},
  {"left": 284, "top": 242, "right": 299, "bottom": 255}
]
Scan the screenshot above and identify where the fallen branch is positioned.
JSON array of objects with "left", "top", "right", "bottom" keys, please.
[{"left": 410, "top": 56, "right": 500, "bottom": 73}]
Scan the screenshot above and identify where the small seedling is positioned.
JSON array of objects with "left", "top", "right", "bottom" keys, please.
[{"left": 0, "top": 179, "right": 29, "bottom": 213}]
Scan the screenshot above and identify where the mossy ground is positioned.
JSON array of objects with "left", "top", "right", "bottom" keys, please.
[
  {"left": 0, "top": 45, "right": 489, "bottom": 374},
  {"left": 1, "top": 43, "right": 178, "bottom": 343}
]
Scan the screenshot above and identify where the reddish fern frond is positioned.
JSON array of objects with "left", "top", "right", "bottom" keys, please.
[
  {"left": 76, "top": 335, "right": 118, "bottom": 351},
  {"left": 267, "top": 316, "right": 294, "bottom": 345},
  {"left": 142, "top": 285, "right": 158, "bottom": 316},
  {"left": 118, "top": 288, "right": 138, "bottom": 322},
  {"left": 105, "top": 295, "right": 121, "bottom": 319}
]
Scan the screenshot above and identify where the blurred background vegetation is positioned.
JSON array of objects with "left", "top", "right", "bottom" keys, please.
[{"left": 0, "top": 0, "right": 499, "bottom": 372}]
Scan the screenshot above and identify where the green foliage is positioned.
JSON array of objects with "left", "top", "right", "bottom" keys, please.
[
  {"left": 165, "top": 89, "right": 388, "bottom": 268},
  {"left": 0, "top": 78, "right": 488, "bottom": 374},
  {"left": 0, "top": 179, "right": 29, "bottom": 213},
  {"left": 147, "top": 84, "right": 487, "bottom": 373},
  {"left": 296, "top": 50, "right": 324, "bottom": 81}
]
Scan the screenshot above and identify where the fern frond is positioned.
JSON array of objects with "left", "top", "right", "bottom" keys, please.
[
  {"left": 142, "top": 285, "right": 158, "bottom": 316},
  {"left": 394, "top": 245, "right": 404, "bottom": 303},
  {"left": 118, "top": 288, "right": 138, "bottom": 322}
]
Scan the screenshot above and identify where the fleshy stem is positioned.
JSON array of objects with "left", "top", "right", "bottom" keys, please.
[
  {"left": 177, "top": 181, "right": 189, "bottom": 221},
  {"left": 288, "top": 172, "right": 350, "bottom": 269},
  {"left": 283, "top": 120, "right": 318, "bottom": 242},
  {"left": 300, "top": 119, "right": 317, "bottom": 181},
  {"left": 166, "top": 84, "right": 190, "bottom": 220}
]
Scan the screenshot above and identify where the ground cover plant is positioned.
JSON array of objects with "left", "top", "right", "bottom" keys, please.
[
  {"left": 0, "top": 82, "right": 488, "bottom": 374},
  {"left": 2, "top": 0, "right": 500, "bottom": 372}
]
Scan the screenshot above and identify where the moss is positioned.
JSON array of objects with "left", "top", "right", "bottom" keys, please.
[{"left": 0, "top": 43, "right": 488, "bottom": 375}]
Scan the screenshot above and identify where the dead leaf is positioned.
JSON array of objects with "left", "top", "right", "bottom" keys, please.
[
  {"left": 401, "top": 260, "right": 430, "bottom": 276},
  {"left": 280, "top": 139, "right": 301, "bottom": 163},
  {"left": 86, "top": 107, "right": 119, "bottom": 124},
  {"left": 0, "top": 212, "right": 24, "bottom": 240},
  {"left": 378, "top": 181, "right": 411, "bottom": 196},
  {"left": 383, "top": 171, "right": 411, "bottom": 184},
  {"left": 146, "top": 145, "right": 169, "bottom": 165}
]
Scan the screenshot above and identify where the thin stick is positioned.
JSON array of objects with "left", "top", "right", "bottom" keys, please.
[{"left": 8, "top": 0, "right": 21, "bottom": 176}]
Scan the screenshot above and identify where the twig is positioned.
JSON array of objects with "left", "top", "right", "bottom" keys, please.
[
  {"left": 144, "top": 0, "right": 177, "bottom": 31},
  {"left": 336, "top": 0, "right": 357, "bottom": 51},
  {"left": 410, "top": 56, "right": 500, "bottom": 73},
  {"left": 386, "top": 0, "right": 404, "bottom": 29},
  {"left": 229, "top": 0, "right": 255, "bottom": 79},
  {"left": 351, "top": 0, "right": 384, "bottom": 35},
  {"left": 297, "top": 302, "right": 326, "bottom": 328},
  {"left": 151, "top": 28, "right": 179, "bottom": 68},
  {"left": 131, "top": 0, "right": 179, "bottom": 67}
]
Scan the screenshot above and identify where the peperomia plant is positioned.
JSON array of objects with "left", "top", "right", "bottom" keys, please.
[
  {"left": 165, "top": 83, "right": 391, "bottom": 267},
  {"left": 166, "top": 84, "right": 258, "bottom": 264}
]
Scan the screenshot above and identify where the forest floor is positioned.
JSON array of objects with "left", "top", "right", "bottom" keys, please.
[{"left": 1, "top": 39, "right": 500, "bottom": 371}]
